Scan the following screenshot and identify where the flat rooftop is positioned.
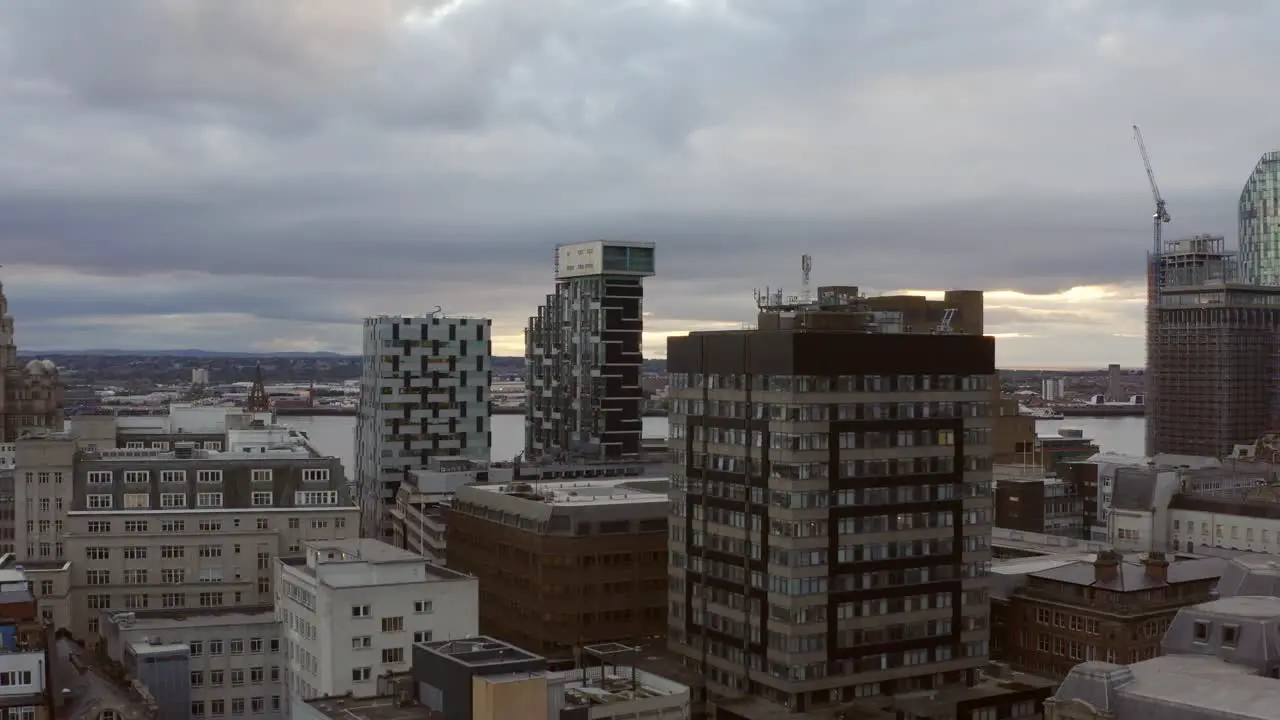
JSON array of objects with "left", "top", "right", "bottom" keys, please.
[
  {"left": 419, "top": 636, "right": 542, "bottom": 667},
  {"left": 467, "top": 477, "right": 668, "bottom": 506},
  {"left": 306, "top": 538, "right": 424, "bottom": 563},
  {"left": 106, "top": 606, "right": 276, "bottom": 631},
  {"left": 1072, "top": 654, "right": 1280, "bottom": 718},
  {"left": 301, "top": 696, "right": 439, "bottom": 720}
]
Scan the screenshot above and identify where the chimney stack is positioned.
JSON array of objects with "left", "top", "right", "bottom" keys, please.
[
  {"left": 1094, "top": 549, "right": 1122, "bottom": 584},
  {"left": 1144, "top": 551, "right": 1170, "bottom": 584}
]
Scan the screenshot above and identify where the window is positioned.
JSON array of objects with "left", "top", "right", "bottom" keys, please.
[
  {"left": 86, "top": 547, "right": 110, "bottom": 561},
  {"left": 161, "top": 493, "right": 187, "bottom": 508},
  {"left": 196, "top": 493, "right": 223, "bottom": 508},
  {"left": 230, "top": 639, "right": 244, "bottom": 655},
  {"left": 124, "top": 441, "right": 144, "bottom": 449},
  {"left": 1224, "top": 624, "right": 1240, "bottom": 647},
  {"left": 200, "top": 592, "right": 225, "bottom": 607},
  {"left": 295, "top": 490, "right": 338, "bottom": 506},
  {"left": 87, "top": 594, "right": 110, "bottom": 609},
  {"left": 123, "top": 569, "right": 147, "bottom": 585},
  {"left": 190, "top": 641, "right": 203, "bottom": 656},
  {"left": 123, "top": 493, "right": 149, "bottom": 509},
  {"left": 197, "top": 470, "right": 222, "bottom": 484},
  {"left": 210, "top": 670, "right": 224, "bottom": 686},
  {"left": 199, "top": 545, "right": 223, "bottom": 558},
  {"left": 302, "top": 469, "right": 330, "bottom": 483},
  {"left": 413, "top": 630, "right": 433, "bottom": 643},
  {"left": 125, "top": 520, "right": 148, "bottom": 533},
  {"left": 252, "top": 469, "right": 273, "bottom": 483},
  {"left": 160, "top": 470, "right": 186, "bottom": 483},
  {"left": 123, "top": 546, "right": 147, "bottom": 560},
  {"left": 198, "top": 519, "right": 222, "bottom": 532},
  {"left": 203, "top": 441, "right": 222, "bottom": 451},
  {"left": 86, "top": 495, "right": 113, "bottom": 509},
  {"left": 250, "top": 666, "right": 264, "bottom": 683},
  {"left": 251, "top": 491, "right": 273, "bottom": 507},
  {"left": 86, "top": 570, "right": 110, "bottom": 585},
  {"left": 256, "top": 518, "right": 269, "bottom": 530},
  {"left": 152, "top": 441, "right": 170, "bottom": 450},
  {"left": 162, "top": 593, "right": 185, "bottom": 608},
  {"left": 351, "top": 667, "right": 372, "bottom": 682},
  {"left": 230, "top": 669, "right": 244, "bottom": 686},
  {"left": 88, "top": 521, "right": 111, "bottom": 533},
  {"left": 352, "top": 636, "right": 372, "bottom": 650},
  {"left": 87, "top": 471, "right": 112, "bottom": 485},
  {"left": 161, "top": 520, "right": 185, "bottom": 532},
  {"left": 190, "top": 671, "right": 204, "bottom": 686},
  {"left": 123, "top": 470, "right": 149, "bottom": 484},
  {"left": 1194, "top": 620, "right": 1210, "bottom": 642},
  {"left": 381, "top": 647, "right": 404, "bottom": 664},
  {"left": 209, "top": 640, "right": 224, "bottom": 655},
  {"left": 0, "top": 670, "right": 32, "bottom": 686},
  {"left": 352, "top": 604, "right": 371, "bottom": 618},
  {"left": 414, "top": 600, "right": 433, "bottom": 614},
  {"left": 162, "top": 569, "right": 186, "bottom": 583},
  {"left": 191, "top": 701, "right": 205, "bottom": 717},
  {"left": 381, "top": 616, "right": 404, "bottom": 633}
]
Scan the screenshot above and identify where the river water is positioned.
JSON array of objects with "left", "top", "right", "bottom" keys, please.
[{"left": 283, "top": 415, "right": 1146, "bottom": 479}]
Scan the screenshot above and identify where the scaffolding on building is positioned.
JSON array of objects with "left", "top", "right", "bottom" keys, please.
[{"left": 1147, "top": 234, "right": 1280, "bottom": 458}]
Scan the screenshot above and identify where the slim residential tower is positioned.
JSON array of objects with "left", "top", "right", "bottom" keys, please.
[
  {"left": 525, "top": 240, "right": 656, "bottom": 461},
  {"left": 355, "top": 314, "right": 491, "bottom": 540}
]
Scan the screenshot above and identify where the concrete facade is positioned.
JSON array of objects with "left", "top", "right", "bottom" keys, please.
[
  {"left": 665, "top": 287, "right": 996, "bottom": 715},
  {"left": 11, "top": 413, "right": 359, "bottom": 643},
  {"left": 275, "top": 538, "right": 479, "bottom": 707},
  {"left": 102, "top": 606, "right": 285, "bottom": 719},
  {"left": 355, "top": 314, "right": 492, "bottom": 542}
]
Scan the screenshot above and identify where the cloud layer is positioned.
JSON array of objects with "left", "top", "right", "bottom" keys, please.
[{"left": 1, "top": 0, "right": 1274, "bottom": 366}]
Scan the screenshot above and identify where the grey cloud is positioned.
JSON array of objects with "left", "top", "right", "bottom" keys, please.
[{"left": 0, "top": 0, "right": 1272, "bottom": 359}]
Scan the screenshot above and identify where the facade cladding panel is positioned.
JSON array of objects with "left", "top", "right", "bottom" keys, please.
[
  {"left": 526, "top": 241, "right": 655, "bottom": 461},
  {"left": 666, "top": 330, "right": 996, "bottom": 712}
]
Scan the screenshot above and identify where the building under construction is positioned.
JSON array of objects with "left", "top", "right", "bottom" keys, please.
[{"left": 1146, "top": 234, "right": 1280, "bottom": 457}]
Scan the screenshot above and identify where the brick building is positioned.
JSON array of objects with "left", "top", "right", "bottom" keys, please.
[{"left": 991, "top": 549, "right": 1224, "bottom": 679}]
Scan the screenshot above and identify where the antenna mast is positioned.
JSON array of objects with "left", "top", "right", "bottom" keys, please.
[{"left": 800, "top": 255, "right": 812, "bottom": 304}]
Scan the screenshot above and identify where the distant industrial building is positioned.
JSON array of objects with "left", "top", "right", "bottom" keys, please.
[
  {"left": 1146, "top": 234, "right": 1280, "bottom": 457},
  {"left": 525, "top": 240, "right": 656, "bottom": 462},
  {"left": 1042, "top": 377, "right": 1066, "bottom": 401},
  {"left": 355, "top": 313, "right": 492, "bottom": 541}
]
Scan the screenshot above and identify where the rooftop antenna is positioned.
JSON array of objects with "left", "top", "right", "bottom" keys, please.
[{"left": 800, "top": 255, "right": 812, "bottom": 304}]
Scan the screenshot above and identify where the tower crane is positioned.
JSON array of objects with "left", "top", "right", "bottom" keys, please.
[{"left": 1133, "top": 125, "right": 1171, "bottom": 255}]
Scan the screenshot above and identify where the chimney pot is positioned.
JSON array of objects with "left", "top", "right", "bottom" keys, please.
[
  {"left": 1093, "top": 549, "right": 1121, "bottom": 584},
  {"left": 1144, "top": 551, "right": 1170, "bottom": 584}
]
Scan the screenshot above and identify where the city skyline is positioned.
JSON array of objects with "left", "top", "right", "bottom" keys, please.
[{"left": 3, "top": 2, "right": 1280, "bottom": 367}]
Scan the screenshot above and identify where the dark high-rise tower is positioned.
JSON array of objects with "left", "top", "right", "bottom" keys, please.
[
  {"left": 525, "top": 240, "right": 656, "bottom": 461},
  {"left": 1146, "top": 234, "right": 1280, "bottom": 457}
]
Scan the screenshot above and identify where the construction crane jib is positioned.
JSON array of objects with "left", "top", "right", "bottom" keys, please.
[{"left": 1133, "top": 124, "right": 1171, "bottom": 255}]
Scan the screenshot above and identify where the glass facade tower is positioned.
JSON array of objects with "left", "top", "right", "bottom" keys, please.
[{"left": 1238, "top": 151, "right": 1280, "bottom": 285}]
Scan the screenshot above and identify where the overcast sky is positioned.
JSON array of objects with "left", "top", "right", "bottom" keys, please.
[{"left": 0, "top": 0, "right": 1272, "bottom": 366}]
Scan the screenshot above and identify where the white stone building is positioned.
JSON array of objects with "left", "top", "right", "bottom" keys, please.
[{"left": 274, "top": 538, "right": 478, "bottom": 708}]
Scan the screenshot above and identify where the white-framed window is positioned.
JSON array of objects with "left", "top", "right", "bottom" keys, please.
[
  {"left": 295, "top": 491, "right": 338, "bottom": 506},
  {"left": 86, "top": 570, "right": 110, "bottom": 585},
  {"left": 123, "top": 546, "right": 147, "bottom": 560},
  {"left": 302, "top": 469, "right": 330, "bottom": 483},
  {"left": 86, "top": 547, "right": 110, "bottom": 560},
  {"left": 203, "top": 441, "right": 223, "bottom": 451},
  {"left": 160, "top": 470, "right": 186, "bottom": 483},
  {"left": 196, "top": 493, "right": 223, "bottom": 509},
  {"left": 351, "top": 667, "right": 372, "bottom": 682},
  {"left": 123, "top": 493, "right": 150, "bottom": 509},
  {"left": 161, "top": 493, "right": 186, "bottom": 508},
  {"left": 88, "top": 521, "right": 111, "bottom": 533},
  {"left": 199, "top": 567, "right": 224, "bottom": 583},
  {"left": 151, "top": 441, "right": 170, "bottom": 450},
  {"left": 124, "top": 441, "right": 144, "bottom": 449},
  {"left": 413, "top": 630, "right": 433, "bottom": 643},
  {"left": 381, "top": 648, "right": 404, "bottom": 664},
  {"left": 125, "top": 520, "right": 148, "bottom": 533},
  {"left": 86, "top": 495, "right": 113, "bottom": 509},
  {"left": 381, "top": 617, "right": 403, "bottom": 633},
  {"left": 0, "top": 670, "right": 33, "bottom": 687},
  {"left": 251, "top": 492, "right": 274, "bottom": 507},
  {"left": 197, "top": 470, "right": 222, "bottom": 484},
  {"left": 199, "top": 544, "right": 222, "bottom": 558},
  {"left": 87, "top": 471, "right": 113, "bottom": 485},
  {"left": 252, "top": 469, "right": 273, "bottom": 483},
  {"left": 352, "top": 636, "right": 372, "bottom": 650},
  {"left": 123, "top": 470, "right": 149, "bottom": 484},
  {"left": 414, "top": 600, "right": 433, "bottom": 614},
  {"left": 123, "top": 569, "right": 147, "bottom": 585},
  {"left": 351, "top": 604, "right": 371, "bottom": 618}
]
